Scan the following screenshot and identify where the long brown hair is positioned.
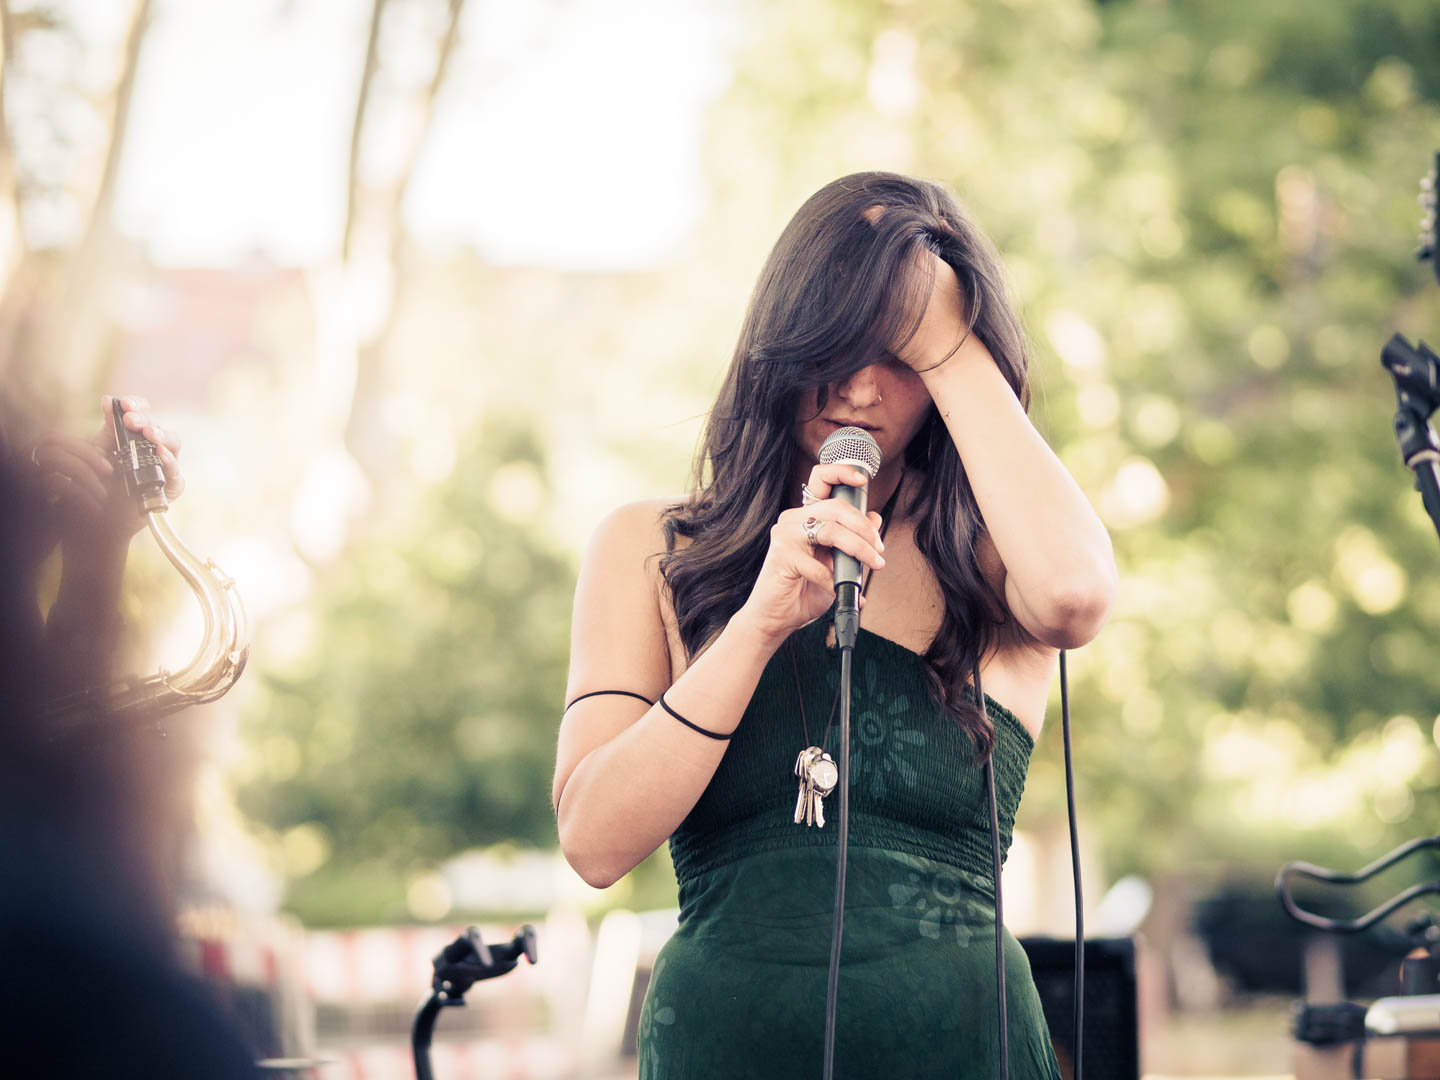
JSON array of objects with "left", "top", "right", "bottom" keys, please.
[{"left": 661, "top": 172, "right": 1031, "bottom": 752}]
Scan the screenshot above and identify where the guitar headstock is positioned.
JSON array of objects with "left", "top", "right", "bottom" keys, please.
[{"left": 1421, "top": 149, "right": 1438, "bottom": 282}]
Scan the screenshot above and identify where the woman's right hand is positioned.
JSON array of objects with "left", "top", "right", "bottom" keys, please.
[{"left": 736, "top": 462, "right": 886, "bottom": 647}]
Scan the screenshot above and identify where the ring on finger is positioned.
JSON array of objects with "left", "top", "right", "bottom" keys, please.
[
  {"left": 801, "top": 484, "right": 819, "bottom": 506},
  {"left": 802, "top": 516, "right": 822, "bottom": 545}
]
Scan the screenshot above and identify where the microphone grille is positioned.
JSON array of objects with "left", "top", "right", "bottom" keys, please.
[{"left": 818, "top": 426, "right": 882, "bottom": 478}]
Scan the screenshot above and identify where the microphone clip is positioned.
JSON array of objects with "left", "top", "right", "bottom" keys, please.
[{"left": 833, "top": 582, "right": 861, "bottom": 650}]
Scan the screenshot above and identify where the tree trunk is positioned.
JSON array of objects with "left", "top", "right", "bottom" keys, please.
[
  {"left": 341, "top": 0, "right": 467, "bottom": 501},
  {"left": 3, "top": 0, "right": 152, "bottom": 423}
]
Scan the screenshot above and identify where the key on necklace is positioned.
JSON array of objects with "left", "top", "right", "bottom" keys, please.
[
  {"left": 794, "top": 747, "right": 821, "bottom": 826},
  {"left": 806, "top": 751, "right": 838, "bottom": 828},
  {"left": 793, "top": 746, "right": 838, "bottom": 828}
]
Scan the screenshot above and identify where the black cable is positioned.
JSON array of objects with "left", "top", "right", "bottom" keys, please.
[
  {"left": 1061, "top": 649, "right": 1083, "bottom": 1079},
  {"left": 820, "top": 559, "right": 1074, "bottom": 1080},
  {"left": 819, "top": 481, "right": 904, "bottom": 1077},
  {"left": 977, "top": 658, "right": 1009, "bottom": 1080},
  {"left": 822, "top": 644, "right": 853, "bottom": 1080}
]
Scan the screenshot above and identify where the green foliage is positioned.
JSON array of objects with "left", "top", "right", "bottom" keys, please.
[
  {"left": 1046, "top": 0, "right": 1440, "bottom": 875},
  {"left": 238, "top": 419, "right": 574, "bottom": 923},
  {"left": 713, "top": 0, "right": 1440, "bottom": 878}
]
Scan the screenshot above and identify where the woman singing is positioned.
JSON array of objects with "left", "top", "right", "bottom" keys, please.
[{"left": 553, "top": 171, "right": 1116, "bottom": 1078}]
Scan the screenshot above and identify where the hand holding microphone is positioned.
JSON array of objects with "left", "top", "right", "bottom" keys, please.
[
  {"left": 818, "top": 427, "right": 882, "bottom": 648},
  {"left": 736, "top": 426, "right": 886, "bottom": 651}
]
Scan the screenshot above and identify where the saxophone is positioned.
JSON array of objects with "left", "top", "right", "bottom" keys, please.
[{"left": 43, "top": 400, "right": 250, "bottom": 726}]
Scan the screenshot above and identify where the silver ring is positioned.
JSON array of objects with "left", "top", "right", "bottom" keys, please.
[
  {"left": 801, "top": 484, "right": 819, "bottom": 506},
  {"left": 802, "top": 516, "right": 822, "bottom": 545}
]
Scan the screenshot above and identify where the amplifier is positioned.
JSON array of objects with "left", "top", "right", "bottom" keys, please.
[{"left": 1020, "top": 936, "right": 1140, "bottom": 1080}]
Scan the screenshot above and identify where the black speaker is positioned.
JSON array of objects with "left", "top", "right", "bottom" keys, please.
[{"left": 1019, "top": 936, "right": 1139, "bottom": 1080}]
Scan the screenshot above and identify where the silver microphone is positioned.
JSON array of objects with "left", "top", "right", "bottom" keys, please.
[{"left": 818, "top": 426, "right": 881, "bottom": 648}]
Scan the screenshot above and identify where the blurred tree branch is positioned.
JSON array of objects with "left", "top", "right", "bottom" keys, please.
[
  {"left": 343, "top": 0, "right": 466, "bottom": 492},
  {"left": 343, "top": 0, "right": 387, "bottom": 264},
  {"left": 0, "top": 0, "right": 152, "bottom": 433},
  {"left": 305, "top": 0, "right": 467, "bottom": 550},
  {"left": 0, "top": 2, "right": 27, "bottom": 271}
]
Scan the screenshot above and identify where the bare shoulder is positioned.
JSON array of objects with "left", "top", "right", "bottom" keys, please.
[
  {"left": 583, "top": 496, "right": 686, "bottom": 580},
  {"left": 570, "top": 496, "right": 692, "bottom": 690},
  {"left": 555, "top": 498, "right": 687, "bottom": 812},
  {"left": 563, "top": 499, "right": 682, "bottom": 706},
  {"left": 604, "top": 496, "right": 694, "bottom": 677},
  {"left": 591, "top": 495, "right": 679, "bottom": 547}
]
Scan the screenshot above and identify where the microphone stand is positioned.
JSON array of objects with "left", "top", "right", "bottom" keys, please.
[
  {"left": 411, "top": 925, "right": 537, "bottom": 1080},
  {"left": 1381, "top": 333, "right": 1440, "bottom": 546},
  {"left": 1278, "top": 840, "right": 1440, "bottom": 1077},
  {"left": 1278, "top": 151, "right": 1440, "bottom": 1080}
]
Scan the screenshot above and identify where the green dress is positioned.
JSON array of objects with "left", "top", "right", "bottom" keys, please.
[{"left": 637, "top": 617, "right": 1062, "bottom": 1079}]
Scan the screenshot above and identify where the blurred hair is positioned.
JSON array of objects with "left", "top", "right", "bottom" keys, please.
[
  {"left": 660, "top": 171, "right": 1031, "bottom": 752},
  {"left": 0, "top": 444, "right": 47, "bottom": 795},
  {"left": 0, "top": 446, "right": 165, "bottom": 926}
]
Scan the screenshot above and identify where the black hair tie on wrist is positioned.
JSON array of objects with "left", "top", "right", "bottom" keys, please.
[{"left": 659, "top": 691, "right": 732, "bottom": 740}]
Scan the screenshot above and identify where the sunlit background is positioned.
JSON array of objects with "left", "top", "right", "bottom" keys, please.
[{"left": 3, "top": 0, "right": 1439, "bottom": 1076}]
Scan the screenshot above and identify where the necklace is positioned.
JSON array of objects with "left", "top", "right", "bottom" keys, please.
[{"left": 788, "top": 473, "right": 905, "bottom": 828}]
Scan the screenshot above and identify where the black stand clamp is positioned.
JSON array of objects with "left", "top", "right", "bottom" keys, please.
[
  {"left": 411, "top": 925, "right": 538, "bottom": 1080},
  {"left": 1381, "top": 333, "right": 1440, "bottom": 545}
]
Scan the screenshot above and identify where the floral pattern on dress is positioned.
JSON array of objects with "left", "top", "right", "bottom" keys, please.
[
  {"left": 826, "top": 656, "right": 927, "bottom": 801},
  {"left": 884, "top": 852, "right": 993, "bottom": 946},
  {"left": 636, "top": 956, "right": 677, "bottom": 1078}
]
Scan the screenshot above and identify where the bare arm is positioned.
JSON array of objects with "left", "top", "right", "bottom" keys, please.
[
  {"left": 23, "top": 395, "right": 184, "bottom": 696},
  {"left": 553, "top": 503, "right": 776, "bottom": 888},
  {"left": 554, "top": 474, "right": 885, "bottom": 888},
  {"left": 903, "top": 259, "right": 1117, "bottom": 649}
]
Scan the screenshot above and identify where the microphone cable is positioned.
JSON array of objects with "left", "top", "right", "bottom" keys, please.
[
  {"left": 982, "top": 648, "right": 1084, "bottom": 1080},
  {"left": 813, "top": 447, "right": 1085, "bottom": 1076},
  {"left": 976, "top": 654, "right": 1010, "bottom": 1080},
  {"left": 821, "top": 641, "right": 853, "bottom": 1080},
  {"left": 817, "top": 430, "right": 890, "bottom": 1080},
  {"left": 822, "top": 644, "right": 1085, "bottom": 1079},
  {"left": 1061, "top": 649, "right": 1084, "bottom": 1079}
]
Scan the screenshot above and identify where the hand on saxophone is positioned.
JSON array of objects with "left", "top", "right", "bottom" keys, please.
[{"left": 22, "top": 395, "right": 184, "bottom": 549}]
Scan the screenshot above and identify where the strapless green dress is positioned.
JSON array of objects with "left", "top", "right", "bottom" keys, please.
[{"left": 637, "top": 618, "right": 1061, "bottom": 1079}]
